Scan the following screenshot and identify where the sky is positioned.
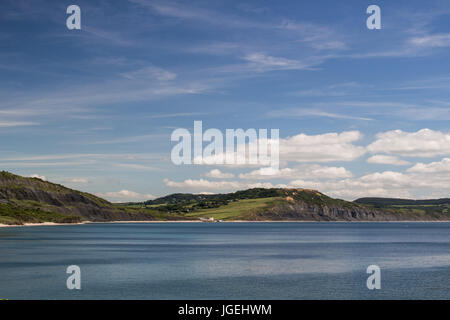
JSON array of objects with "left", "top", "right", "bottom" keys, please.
[{"left": 0, "top": 0, "right": 449, "bottom": 202}]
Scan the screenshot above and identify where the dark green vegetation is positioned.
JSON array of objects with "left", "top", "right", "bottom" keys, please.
[
  {"left": 141, "top": 189, "right": 282, "bottom": 213},
  {"left": 1, "top": 171, "right": 449, "bottom": 225},
  {"left": 0, "top": 202, "right": 81, "bottom": 225},
  {"left": 355, "top": 197, "right": 449, "bottom": 216},
  {"left": 136, "top": 188, "right": 450, "bottom": 221},
  {"left": 355, "top": 197, "right": 450, "bottom": 206},
  {"left": 0, "top": 171, "right": 185, "bottom": 225}
]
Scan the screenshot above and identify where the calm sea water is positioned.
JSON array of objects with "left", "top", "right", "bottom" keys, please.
[{"left": 0, "top": 222, "right": 449, "bottom": 299}]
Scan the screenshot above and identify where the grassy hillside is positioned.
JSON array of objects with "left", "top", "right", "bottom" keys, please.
[
  {"left": 355, "top": 197, "right": 450, "bottom": 206},
  {"left": 136, "top": 188, "right": 450, "bottom": 221},
  {"left": 1, "top": 171, "right": 449, "bottom": 224},
  {"left": 0, "top": 202, "right": 81, "bottom": 225},
  {"left": 0, "top": 171, "right": 183, "bottom": 225},
  {"left": 186, "top": 197, "right": 280, "bottom": 220},
  {"left": 355, "top": 197, "right": 449, "bottom": 218}
]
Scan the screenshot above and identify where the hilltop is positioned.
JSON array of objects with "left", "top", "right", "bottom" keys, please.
[
  {"left": 137, "top": 187, "right": 450, "bottom": 221},
  {"left": 355, "top": 197, "right": 449, "bottom": 217},
  {"left": 0, "top": 171, "right": 180, "bottom": 225},
  {"left": 355, "top": 197, "right": 450, "bottom": 206},
  {"left": 0, "top": 171, "right": 449, "bottom": 225}
]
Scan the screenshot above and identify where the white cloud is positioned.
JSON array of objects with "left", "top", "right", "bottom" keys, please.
[
  {"left": 280, "top": 131, "right": 366, "bottom": 163},
  {"left": 410, "top": 34, "right": 450, "bottom": 48},
  {"left": 194, "top": 130, "right": 365, "bottom": 168},
  {"left": 212, "top": 52, "right": 326, "bottom": 74},
  {"left": 239, "top": 164, "right": 353, "bottom": 180},
  {"left": 242, "top": 53, "right": 310, "bottom": 72},
  {"left": 0, "top": 153, "right": 165, "bottom": 173},
  {"left": 0, "top": 121, "right": 38, "bottom": 127},
  {"left": 289, "top": 171, "right": 416, "bottom": 199},
  {"left": 267, "top": 108, "right": 373, "bottom": 121},
  {"left": 121, "top": 66, "right": 177, "bottom": 81},
  {"left": 0, "top": 62, "right": 210, "bottom": 122},
  {"left": 279, "top": 20, "right": 346, "bottom": 50},
  {"left": 367, "top": 129, "right": 450, "bottom": 157},
  {"left": 290, "top": 82, "right": 362, "bottom": 97},
  {"left": 366, "top": 155, "right": 411, "bottom": 166},
  {"left": 407, "top": 158, "right": 450, "bottom": 174},
  {"left": 164, "top": 178, "right": 286, "bottom": 191},
  {"left": 55, "top": 177, "right": 90, "bottom": 186},
  {"left": 133, "top": 0, "right": 267, "bottom": 29},
  {"left": 68, "top": 178, "right": 89, "bottom": 183},
  {"left": 87, "top": 134, "right": 166, "bottom": 145},
  {"left": 164, "top": 172, "right": 417, "bottom": 199},
  {"left": 29, "top": 174, "right": 46, "bottom": 181},
  {"left": 204, "top": 169, "right": 234, "bottom": 179},
  {"left": 288, "top": 177, "right": 414, "bottom": 200},
  {"left": 115, "top": 163, "right": 161, "bottom": 171},
  {"left": 96, "top": 190, "right": 156, "bottom": 203},
  {"left": 289, "top": 161, "right": 450, "bottom": 200},
  {"left": 164, "top": 178, "right": 241, "bottom": 190},
  {"left": 165, "top": 155, "right": 450, "bottom": 199}
]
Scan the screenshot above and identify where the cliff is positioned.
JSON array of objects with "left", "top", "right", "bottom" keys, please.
[
  {"left": 1, "top": 171, "right": 449, "bottom": 225},
  {"left": 0, "top": 171, "right": 156, "bottom": 224}
]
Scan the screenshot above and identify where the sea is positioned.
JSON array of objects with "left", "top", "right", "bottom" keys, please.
[{"left": 0, "top": 222, "right": 449, "bottom": 299}]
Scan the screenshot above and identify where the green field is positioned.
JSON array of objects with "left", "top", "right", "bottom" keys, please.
[
  {"left": 1, "top": 170, "right": 449, "bottom": 224},
  {"left": 186, "top": 197, "right": 280, "bottom": 220}
]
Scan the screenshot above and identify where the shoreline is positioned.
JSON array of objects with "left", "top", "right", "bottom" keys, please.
[
  {"left": 1, "top": 219, "right": 450, "bottom": 228},
  {"left": 0, "top": 221, "right": 90, "bottom": 228}
]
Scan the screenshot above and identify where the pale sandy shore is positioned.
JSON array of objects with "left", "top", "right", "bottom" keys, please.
[
  {"left": 0, "top": 221, "right": 90, "bottom": 228},
  {"left": 1, "top": 219, "right": 449, "bottom": 228},
  {"left": 95, "top": 220, "right": 201, "bottom": 224},
  {"left": 0, "top": 220, "right": 200, "bottom": 227}
]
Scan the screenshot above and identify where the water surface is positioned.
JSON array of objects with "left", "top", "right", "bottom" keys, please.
[{"left": 0, "top": 222, "right": 449, "bottom": 299}]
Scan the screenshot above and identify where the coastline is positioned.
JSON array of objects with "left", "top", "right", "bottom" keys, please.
[
  {"left": 1, "top": 219, "right": 450, "bottom": 228},
  {"left": 0, "top": 221, "right": 90, "bottom": 228}
]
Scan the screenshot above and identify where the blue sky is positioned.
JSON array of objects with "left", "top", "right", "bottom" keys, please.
[{"left": 1, "top": 0, "right": 449, "bottom": 201}]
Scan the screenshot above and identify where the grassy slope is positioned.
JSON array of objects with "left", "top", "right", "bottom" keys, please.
[
  {"left": 185, "top": 197, "right": 280, "bottom": 220},
  {"left": 0, "top": 171, "right": 179, "bottom": 224},
  {"left": 381, "top": 204, "right": 449, "bottom": 218},
  {"left": 355, "top": 197, "right": 450, "bottom": 206},
  {"left": 1, "top": 170, "right": 449, "bottom": 223},
  {"left": 355, "top": 196, "right": 450, "bottom": 217},
  {"left": 0, "top": 202, "right": 82, "bottom": 225}
]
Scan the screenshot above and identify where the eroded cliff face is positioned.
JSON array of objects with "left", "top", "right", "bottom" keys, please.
[
  {"left": 0, "top": 172, "right": 153, "bottom": 221},
  {"left": 1, "top": 172, "right": 448, "bottom": 223},
  {"left": 250, "top": 201, "right": 446, "bottom": 221}
]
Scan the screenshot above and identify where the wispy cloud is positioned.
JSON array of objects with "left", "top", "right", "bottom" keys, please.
[
  {"left": 0, "top": 153, "right": 167, "bottom": 172},
  {"left": 279, "top": 19, "right": 347, "bottom": 51},
  {"left": 0, "top": 64, "right": 211, "bottom": 124},
  {"left": 130, "top": 0, "right": 268, "bottom": 29},
  {"left": 366, "top": 155, "right": 411, "bottom": 166},
  {"left": 82, "top": 26, "right": 136, "bottom": 46},
  {"left": 85, "top": 134, "right": 167, "bottom": 145},
  {"left": 409, "top": 33, "right": 450, "bottom": 48},
  {"left": 96, "top": 189, "right": 156, "bottom": 202},
  {"left": 121, "top": 66, "right": 177, "bottom": 81},
  {"left": 0, "top": 121, "right": 38, "bottom": 127},
  {"left": 211, "top": 53, "right": 324, "bottom": 74},
  {"left": 267, "top": 108, "right": 373, "bottom": 121},
  {"left": 291, "top": 82, "right": 363, "bottom": 97},
  {"left": 242, "top": 53, "right": 314, "bottom": 71}
]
